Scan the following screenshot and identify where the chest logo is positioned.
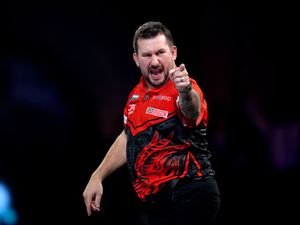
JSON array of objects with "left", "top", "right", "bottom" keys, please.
[
  {"left": 152, "top": 95, "right": 171, "bottom": 101},
  {"left": 130, "top": 94, "right": 139, "bottom": 101},
  {"left": 128, "top": 104, "right": 136, "bottom": 114},
  {"left": 145, "top": 107, "right": 168, "bottom": 118}
]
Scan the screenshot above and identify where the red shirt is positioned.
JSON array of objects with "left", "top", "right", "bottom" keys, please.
[{"left": 124, "top": 76, "right": 213, "bottom": 201}]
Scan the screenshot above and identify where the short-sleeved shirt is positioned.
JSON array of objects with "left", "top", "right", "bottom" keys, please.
[{"left": 124, "top": 76, "right": 215, "bottom": 201}]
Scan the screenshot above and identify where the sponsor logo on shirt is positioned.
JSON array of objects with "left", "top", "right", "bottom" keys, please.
[
  {"left": 143, "top": 94, "right": 150, "bottom": 101},
  {"left": 152, "top": 95, "right": 171, "bottom": 101},
  {"left": 128, "top": 104, "right": 136, "bottom": 114},
  {"left": 145, "top": 107, "right": 168, "bottom": 118}
]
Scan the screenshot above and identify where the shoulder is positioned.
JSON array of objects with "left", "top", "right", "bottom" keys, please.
[{"left": 126, "top": 82, "right": 143, "bottom": 102}]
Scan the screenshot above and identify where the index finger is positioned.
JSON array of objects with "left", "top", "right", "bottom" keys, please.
[
  {"left": 179, "top": 63, "right": 185, "bottom": 72},
  {"left": 169, "top": 66, "right": 182, "bottom": 80},
  {"left": 85, "top": 200, "right": 92, "bottom": 216}
]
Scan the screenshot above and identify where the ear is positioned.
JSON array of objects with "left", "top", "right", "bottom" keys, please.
[
  {"left": 133, "top": 53, "right": 140, "bottom": 67},
  {"left": 172, "top": 46, "right": 177, "bottom": 61}
]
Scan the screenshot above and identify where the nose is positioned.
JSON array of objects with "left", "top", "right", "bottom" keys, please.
[{"left": 150, "top": 56, "right": 160, "bottom": 66}]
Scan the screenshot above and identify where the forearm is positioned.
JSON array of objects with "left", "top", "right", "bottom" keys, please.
[
  {"left": 179, "top": 89, "right": 201, "bottom": 120},
  {"left": 91, "top": 130, "right": 127, "bottom": 181}
]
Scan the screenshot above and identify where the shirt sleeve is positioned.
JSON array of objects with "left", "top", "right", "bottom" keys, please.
[{"left": 123, "top": 94, "right": 131, "bottom": 127}]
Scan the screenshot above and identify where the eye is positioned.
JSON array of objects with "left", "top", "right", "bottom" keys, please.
[
  {"left": 142, "top": 53, "right": 152, "bottom": 57},
  {"left": 157, "top": 50, "right": 165, "bottom": 55}
]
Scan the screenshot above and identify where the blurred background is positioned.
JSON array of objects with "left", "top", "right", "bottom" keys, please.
[{"left": 1, "top": 0, "right": 299, "bottom": 224}]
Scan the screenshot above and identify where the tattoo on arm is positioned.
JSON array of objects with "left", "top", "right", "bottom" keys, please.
[{"left": 179, "top": 89, "right": 201, "bottom": 120}]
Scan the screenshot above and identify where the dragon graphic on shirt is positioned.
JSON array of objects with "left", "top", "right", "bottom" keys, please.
[{"left": 133, "top": 131, "right": 192, "bottom": 200}]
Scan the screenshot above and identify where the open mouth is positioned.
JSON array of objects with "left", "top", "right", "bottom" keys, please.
[{"left": 149, "top": 68, "right": 163, "bottom": 80}]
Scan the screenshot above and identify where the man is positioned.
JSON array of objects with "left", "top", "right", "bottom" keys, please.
[{"left": 83, "top": 21, "right": 221, "bottom": 225}]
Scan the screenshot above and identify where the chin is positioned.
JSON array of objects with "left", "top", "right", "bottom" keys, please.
[{"left": 152, "top": 80, "right": 166, "bottom": 88}]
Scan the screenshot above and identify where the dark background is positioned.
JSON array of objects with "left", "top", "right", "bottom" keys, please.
[{"left": 1, "top": 0, "right": 299, "bottom": 224}]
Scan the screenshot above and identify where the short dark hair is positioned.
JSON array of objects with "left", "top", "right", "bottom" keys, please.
[{"left": 133, "top": 21, "right": 174, "bottom": 53}]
